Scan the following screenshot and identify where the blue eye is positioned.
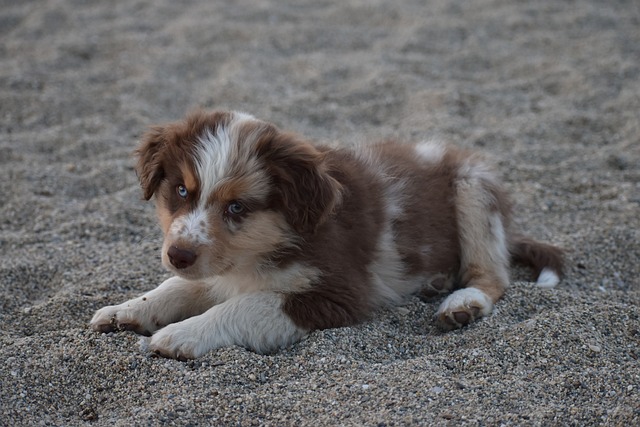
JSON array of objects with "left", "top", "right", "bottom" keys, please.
[
  {"left": 176, "top": 185, "right": 188, "bottom": 199},
  {"left": 226, "top": 201, "right": 246, "bottom": 216}
]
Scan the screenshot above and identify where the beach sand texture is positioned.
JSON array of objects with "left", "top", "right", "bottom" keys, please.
[{"left": 1, "top": 0, "right": 639, "bottom": 425}]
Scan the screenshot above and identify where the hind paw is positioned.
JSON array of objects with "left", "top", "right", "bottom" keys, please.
[{"left": 435, "top": 288, "right": 493, "bottom": 330}]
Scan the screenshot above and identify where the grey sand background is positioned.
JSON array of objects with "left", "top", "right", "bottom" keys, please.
[{"left": 1, "top": 0, "right": 639, "bottom": 425}]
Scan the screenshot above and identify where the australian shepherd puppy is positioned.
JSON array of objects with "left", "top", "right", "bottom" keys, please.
[{"left": 91, "top": 110, "right": 563, "bottom": 360}]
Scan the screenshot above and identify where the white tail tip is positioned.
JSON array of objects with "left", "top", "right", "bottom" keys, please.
[{"left": 536, "top": 268, "right": 560, "bottom": 288}]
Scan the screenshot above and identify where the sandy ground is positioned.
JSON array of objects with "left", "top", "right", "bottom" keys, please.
[{"left": 1, "top": 0, "right": 639, "bottom": 425}]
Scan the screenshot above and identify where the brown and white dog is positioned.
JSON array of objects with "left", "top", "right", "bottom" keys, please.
[{"left": 90, "top": 110, "right": 563, "bottom": 360}]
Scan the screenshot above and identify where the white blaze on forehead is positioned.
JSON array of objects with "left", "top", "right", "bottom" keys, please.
[
  {"left": 193, "top": 112, "right": 266, "bottom": 207},
  {"left": 195, "top": 126, "right": 235, "bottom": 206},
  {"left": 170, "top": 208, "right": 211, "bottom": 244}
]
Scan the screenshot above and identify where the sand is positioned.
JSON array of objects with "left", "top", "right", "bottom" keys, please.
[{"left": 1, "top": 0, "right": 639, "bottom": 425}]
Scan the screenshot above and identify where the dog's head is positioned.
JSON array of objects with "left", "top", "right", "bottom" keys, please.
[{"left": 135, "top": 110, "right": 341, "bottom": 279}]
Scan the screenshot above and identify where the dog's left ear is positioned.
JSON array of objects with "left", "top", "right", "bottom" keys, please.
[{"left": 257, "top": 129, "right": 342, "bottom": 234}]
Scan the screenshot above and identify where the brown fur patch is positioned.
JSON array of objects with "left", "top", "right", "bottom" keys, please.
[
  {"left": 282, "top": 148, "right": 385, "bottom": 330},
  {"left": 373, "top": 142, "right": 461, "bottom": 277},
  {"left": 180, "top": 163, "right": 198, "bottom": 194},
  {"left": 213, "top": 177, "right": 259, "bottom": 205}
]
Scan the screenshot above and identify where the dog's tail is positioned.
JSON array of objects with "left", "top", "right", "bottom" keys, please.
[{"left": 509, "top": 235, "right": 564, "bottom": 288}]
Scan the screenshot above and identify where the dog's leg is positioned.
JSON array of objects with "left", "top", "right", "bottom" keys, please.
[
  {"left": 148, "top": 292, "right": 307, "bottom": 359},
  {"left": 436, "top": 166, "right": 510, "bottom": 329},
  {"left": 90, "top": 276, "right": 215, "bottom": 336}
]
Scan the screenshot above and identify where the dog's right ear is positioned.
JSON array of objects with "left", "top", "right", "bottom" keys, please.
[{"left": 135, "top": 126, "right": 167, "bottom": 200}]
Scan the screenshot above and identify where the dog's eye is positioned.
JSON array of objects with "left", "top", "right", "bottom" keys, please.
[
  {"left": 225, "top": 201, "right": 246, "bottom": 217},
  {"left": 176, "top": 185, "right": 188, "bottom": 199}
]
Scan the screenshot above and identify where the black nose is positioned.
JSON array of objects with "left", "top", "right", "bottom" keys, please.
[{"left": 167, "top": 246, "right": 197, "bottom": 269}]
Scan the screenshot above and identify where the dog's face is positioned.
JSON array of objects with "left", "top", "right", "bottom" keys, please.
[{"left": 135, "top": 110, "right": 341, "bottom": 280}]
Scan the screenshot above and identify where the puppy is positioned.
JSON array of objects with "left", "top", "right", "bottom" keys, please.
[{"left": 91, "top": 110, "right": 563, "bottom": 360}]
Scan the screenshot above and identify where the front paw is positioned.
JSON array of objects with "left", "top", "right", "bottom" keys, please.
[
  {"left": 90, "top": 304, "right": 155, "bottom": 336},
  {"left": 148, "top": 322, "right": 207, "bottom": 361}
]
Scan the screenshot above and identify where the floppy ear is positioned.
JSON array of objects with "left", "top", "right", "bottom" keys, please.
[
  {"left": 135, "top": 126, "right": 167, "bottom": 200},
  {"left": 258, "top": 129, "right": 342, "bottom": 233}
]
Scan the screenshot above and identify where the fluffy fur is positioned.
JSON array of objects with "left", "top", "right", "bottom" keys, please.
[{"left": 91, "top": 110, "right": 564, "bottom": 359}]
